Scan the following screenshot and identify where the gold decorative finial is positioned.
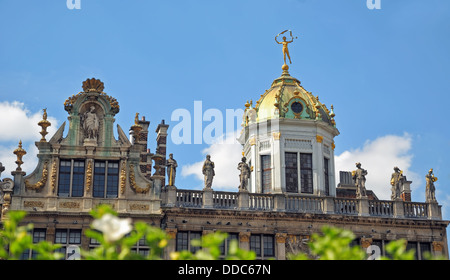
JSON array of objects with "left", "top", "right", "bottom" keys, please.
[
  {"left": 13, "top": 140, "right": 27, "bottom": 171},
  {"left": 275, "top": 30, "right": 298, "bottom": 70},
  {"left": 131, "top": 112, "right": 143, "bottom": 135},
  {"left": 38, "top": 108, "right": 51, "bottom": 142}
]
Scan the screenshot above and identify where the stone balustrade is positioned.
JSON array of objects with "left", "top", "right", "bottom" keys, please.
[{"left": 161, "top": 187, "right": 443, "bottom": 220}]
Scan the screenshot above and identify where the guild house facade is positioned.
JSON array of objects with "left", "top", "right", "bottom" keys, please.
[{"left": 0, "top": 39, "right": 448, "bottom": 260}]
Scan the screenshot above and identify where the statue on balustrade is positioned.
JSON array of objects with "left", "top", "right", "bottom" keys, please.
[
  {"left": 238, "top": 157, "right": 251, "bottom": 192},
  {"left": 390, "top": 166, "right": 405, "bottom": 200},
  {"left": 425, "top": 168, "right": 437, "bottom": 203},
  {"left": 352, "top": 162, "right": 367, "bottom": 198},
  {"left": 166, "top": 153, "right": 178, "bottom": 186},
  {"left": 202, "top": 155, "right": 215, "bottom": 189}
]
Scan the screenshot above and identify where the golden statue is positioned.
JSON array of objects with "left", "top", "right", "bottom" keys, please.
[{"left": 275, "top": 30, "right": 297, "bottom": 66}]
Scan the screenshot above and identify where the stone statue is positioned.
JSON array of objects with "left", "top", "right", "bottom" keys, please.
[
  {"left": 82, "top": 105, "right": 99, "bottom": 141},
  {"left": 275, "top": 30, "right": 297, "bottom": 65},
  {"left": 202, "top": 155, "right": 215, "bottom": 189},
  {"left": 425, "top": 168, "right": 437, "bottom": 202},
  {"left": 352, "top": 162, "right": 367, "bottom": 198},
  {"left": 166, "top": 153, "right": 178, "bottom": 186},
  {"left": 390, "top": 167, "right": 405, "bottom": 200},
  {"left": 238, "top": 157, "right": 251, "bottom": 191}
]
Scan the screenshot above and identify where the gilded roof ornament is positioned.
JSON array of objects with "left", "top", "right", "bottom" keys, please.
[
  {"left": 275, "top": 30, "right": 298, "bottom": 71},
  {"left": 13, "top": 140, "right": 26, "bottom": 171},
  {"left": 38, "top": 108, "right": 51, "bottom": 142},
  {"left": 64, "top": 78, "right": 120, "bottom": 115},
  {"left": 82, "top": 78, "right": 104, "bottom": 93}
]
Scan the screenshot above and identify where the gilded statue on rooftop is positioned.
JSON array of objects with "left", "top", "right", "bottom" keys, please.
[{"left": 275, "top": 30, "right": 297, "bottom": 66}]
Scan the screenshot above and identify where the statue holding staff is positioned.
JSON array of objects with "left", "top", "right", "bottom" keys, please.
[{"left": 166, "top": 153, "right": 178, "bottom": 186}]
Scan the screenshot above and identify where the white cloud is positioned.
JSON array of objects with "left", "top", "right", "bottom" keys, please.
[
  {"left": 181, "top": 131, "right": 243, "bottom": 190},
  {"left": 335, "top": 133, "right": 421, "bottom": 200},
  {"left": 0, "top": 101, "right": 59, "bottom": 177},
  {"left": 0, "top": 101, "right": 58, "bottom": 141}
]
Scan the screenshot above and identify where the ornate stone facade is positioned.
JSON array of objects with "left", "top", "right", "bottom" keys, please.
[{"left": 0, "top": 72, "right": 448, "bottom": 260}]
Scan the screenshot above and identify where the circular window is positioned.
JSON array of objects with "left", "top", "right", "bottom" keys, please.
[{"left": 291, "top": 101, "right": 303, "bottom": 114}]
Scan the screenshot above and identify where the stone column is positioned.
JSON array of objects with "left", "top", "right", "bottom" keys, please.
[
  {"left": 323, "top": 196, "right": 335, "bottom": 214},
  {"left": 273, "top": 193, "right": 285, "bottom": 212},
  {"left": 165, "top": 228, "right": 178, "bottom": 260},
  {"left": 393, "top": 199, "right": 405, "bottom": 218},
  {"left": 238, "top": 190, "right": 249, "bottom": 210},
  {"left": 428, "top": 201, "right": 441, "bottom": 220},
  {"left": 202, "top": 188, "right": 213, "bottom": 209},
  {"left": 275, "top": 233, "right": 287, "bottom": 260},
  {"left": 358, "top": 196, "right": 369, "bottom": 216},
  {"left": 163, "top": 185, "right": 177, "bottom": 207},
  {"left": 239, "top": 232, "right": 251, "bottom": 251}
]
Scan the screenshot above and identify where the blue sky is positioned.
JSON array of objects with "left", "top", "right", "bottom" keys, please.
[{"left": 0, "top": 0, "right": 449, "bottom": 218}]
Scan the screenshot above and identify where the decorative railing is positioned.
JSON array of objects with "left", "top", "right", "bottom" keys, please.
[
  {"left": 162, "top": 188, "right": 441, "bottom": 220},
  {"left": 286, "top": 195, "right": 323, "bottom": 213},
  {"left": 213, "top": 192, "right": 238, "bottom": 209},
  {"left": 334, "top": 198, "right": 358, "bottom": 215},
  {"left": 369, "top": 200, "right": 394, "bottom": 217},
  {"left": 176, "top": 189, "right": 203, "bottom": 208},
  {"left": 249, "top": 193, "right": 273, "bottom": 210},
  {"left": 404, "top": 202, "right": 428, "bottom": 218}
]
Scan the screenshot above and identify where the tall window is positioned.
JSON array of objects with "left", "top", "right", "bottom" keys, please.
[
  {"left": 300, "top": 153, "right": 313, "bottom": 194},
  {"left": 219, "top": 233, "right": 239, "bottom": 257},
  {"left": 58, "top": 160, "right": 85, "bottom": 197},
  {"left": 20, "top": 229, "right": 46, "bottom": 259},
  {"left": 324, "top": 157, "right": 330, "bottom": 196},
  {"left": 176, "top": 231, "right": 202, "bottom": 253},
  {"left": 261, "top": 155, "right": 271, "bottom": 193},
  {"left": 250, "top": 234, "right": 275, "bottom": 259},
  {"left": 55, "top": 229, "right": 82, "bottom": 260},
  {"left": 285, "top": 152, "right": 298, "bottom": 193},
  {"left": 93, "top": 161, "right": 119, "bottom": 198}
]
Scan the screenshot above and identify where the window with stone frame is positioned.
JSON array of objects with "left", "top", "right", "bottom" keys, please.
[
  {"left": 261, "top": 155, "right": 272, "bottom": 193},
  {"left": 300, "top": 153, "right": 313, "bottom": 194},
  {"left": 57, "top": 159, "right": 85, "bottom": 197},
  {"left": 285, "top": 152, "right": 298, "bottom": 193},
  {"left": 54, "top": 229, "right": 82, "bottom": 260},
  {"left": 93, "top": 161, "right": 119, "bottom": 198},
  {"left": 219, "top": 232, "right": 239, "bottom": 257},
  {"left": 176, "top": 231, "right": 202, "bottom": 254},
  {"left": 20, "top": 228, "right": 46, "bottom": 259},
  {"left": 250, "top": 234, "right": 275, "bottom": 259},
  {"left": 324, "top": 157, "right": 330, "bottom": 196}
]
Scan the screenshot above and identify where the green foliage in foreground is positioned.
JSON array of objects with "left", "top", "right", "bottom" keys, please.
[{"left": 0, "top": 207, "right": 444, "bottom": 260}]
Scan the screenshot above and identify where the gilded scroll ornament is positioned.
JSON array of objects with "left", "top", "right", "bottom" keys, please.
[
  {"left": 50, "top": 160, "right": 57, "bottom": 193},
  {"left": 129, "top": 164, "right": 150, "bottom": 194},
  {"left": 25, "top": 162, "right": 49, "bottom": 191},
  {"left": 120, "top": 162, "right": 127, "bottom": 194},
  {"left": 85, "top": 160, "right": 93, "bottom": 192}
]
